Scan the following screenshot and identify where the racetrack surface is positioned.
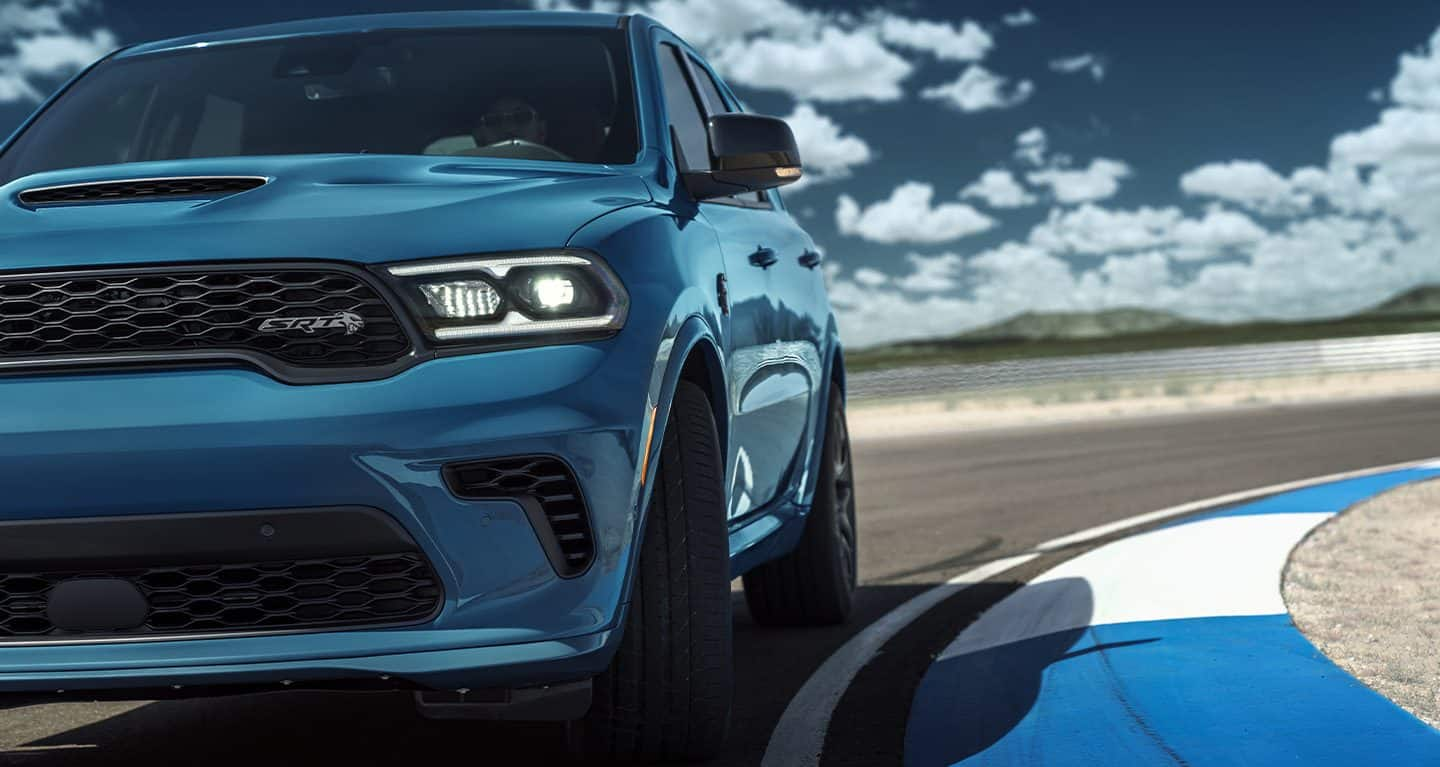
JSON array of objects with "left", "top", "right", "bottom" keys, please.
[{"left": 5, "top": 393, "right": 1440, "bottom": 766}]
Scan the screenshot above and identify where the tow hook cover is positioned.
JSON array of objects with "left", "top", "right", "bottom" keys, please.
[{"left": 47, "top": 578, "right": 149, "bottom": 632}]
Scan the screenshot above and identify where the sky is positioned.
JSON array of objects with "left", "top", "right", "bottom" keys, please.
[{"left": 3, "top": 0, "right": 1440, "bottom": 347}]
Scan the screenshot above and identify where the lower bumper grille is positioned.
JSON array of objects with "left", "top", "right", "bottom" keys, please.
[
  {"left": 0, "top": 553, "right": 441, "bottom": 641},
  {"left": 0, "top": 507, "right": 445, "bottom": 642}
]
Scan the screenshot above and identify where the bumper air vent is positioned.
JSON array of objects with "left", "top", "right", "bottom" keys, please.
[
  {"left": 444, "top": 456, "right": 596, "bottom": 577},
  {"left": 17, "top": 176, "right": 267, "bottom": 206}
]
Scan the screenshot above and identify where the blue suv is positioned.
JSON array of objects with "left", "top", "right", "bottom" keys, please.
[{"left": 0, "top": 10, "right": 855, "bottom": 762}]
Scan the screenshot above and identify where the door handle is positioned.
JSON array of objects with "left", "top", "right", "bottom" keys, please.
[
  {"left": 799, "top": 250, "right": 823, "bottom": 269},
  {"left": 748, "top": 247, "right": 778, "bottom": 269}
]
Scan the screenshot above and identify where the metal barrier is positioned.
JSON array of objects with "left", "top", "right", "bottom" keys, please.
[{"left": 850, "top": 332, "right": 1440, "bottom": 401}]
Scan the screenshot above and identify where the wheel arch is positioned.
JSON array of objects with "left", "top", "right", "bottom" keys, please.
[{"left": 675, "top": 332, "right": 729, "bottom": 462}]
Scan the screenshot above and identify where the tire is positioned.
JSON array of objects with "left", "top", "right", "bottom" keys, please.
[
  {"left": 742, "top": 383, "right": 857, "bottom": 627},
  {"left": 570, "top": 380, "right": 732, "bottom": 763}
]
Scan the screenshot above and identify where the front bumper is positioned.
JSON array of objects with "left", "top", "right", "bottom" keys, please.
[{"left": 0, "top": 342, "right": 651, "bottom": 693}]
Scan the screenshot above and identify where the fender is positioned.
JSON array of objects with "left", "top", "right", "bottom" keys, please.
[{"left": 611, "top": 312, "right": 726, "bottom": 611}]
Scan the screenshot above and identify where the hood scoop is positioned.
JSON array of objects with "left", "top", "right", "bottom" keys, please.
[{"left": 18, "top": 176, "right": 268, "bottom": 206}]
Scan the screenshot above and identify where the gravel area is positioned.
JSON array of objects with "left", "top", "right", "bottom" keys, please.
[{"left": 1284, "top": 479, "right": 1440, "bottom": 728}]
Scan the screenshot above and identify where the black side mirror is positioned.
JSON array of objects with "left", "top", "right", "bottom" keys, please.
[{"left": 682, "top": 113, "right": 803, "bottom": 200}]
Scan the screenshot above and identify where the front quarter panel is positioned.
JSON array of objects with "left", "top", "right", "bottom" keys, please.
[{"left": 566, "top": 196, "right": 728, "bottom": 597}]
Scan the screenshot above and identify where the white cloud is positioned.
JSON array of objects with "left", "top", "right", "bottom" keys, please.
[
  {"left": 780, "top": 104, "right": 874, "bottom": 192},
  {"left": 1029, "top": 204, "right": 1181, "bottom": 255},
  {"left": 1170, "top": 207, "right": 1268, "bottom": 259},
  {"left": 1325, "top": 28, "right": 1440, "bottom": 230},
  {"left": 0, "top": 0, "right": 116, "bottom": 104},
  {"left": 827, "top": 275, "right": 984, "bottom": 348},
  {"left": 961, "top": 169, "right": 1037, "bottom": 208},
  {"left": 1390, "top": 27, "right": 1440, "bottom": 109},
  {"left": 875, "top": 15, "right": 992, "bottom": 62},
  {"left": 1014, "top": 126, "right": 1048, "bottom": 165},
  {"left": 636, "top": 0, "right": 815, "bottom": 47},
  {"left": 712, "top": 27, "right": 914, "bottom": 103},
  {"left": 1002, "top": 9, "right": 1038, "bottom": 27},
  {"left": 836, "top": 182, "right": 997, "bottom": 244},
  {"left": 853, "top": 267, "right": 889, "bottom": 288},
  {"left": 1027, "top": 158, "right": 1131, "bottom": 203},
  {"left": 1049, "top": 53, "right": 1106, "bottom": 82},
  {"left": 895, "top": 252, "right": 965, "bottom": 292},
  {"left": 1174, "top": 215, "right": 1417, "bottom": 321},
  {"left": 1179, "top": 160, "right": 1312, "bottom": 214},
  {"left": 921, "top": 65, "right": 1034, "bottom": 112},
  {"left": 1028, "top": 203, "right": 1265, "bottom": 260}
]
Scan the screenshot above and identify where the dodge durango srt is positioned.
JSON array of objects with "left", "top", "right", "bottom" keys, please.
[{"left": 0, "top": 10, "right": 856, "bottom": 763}]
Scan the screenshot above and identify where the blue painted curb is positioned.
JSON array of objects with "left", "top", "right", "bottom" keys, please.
[{"left": 906, "top": 467, "right": 1440, "bottom": 767}]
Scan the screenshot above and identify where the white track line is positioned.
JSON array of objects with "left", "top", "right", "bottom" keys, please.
[{"left": 759, "top": 455, "right": 1440, "bottom": 767}]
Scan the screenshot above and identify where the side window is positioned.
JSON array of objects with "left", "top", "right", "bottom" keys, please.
[
  {"left": 688, "top": 56, "right": 732, "bottom": 115},
  {"left": 658, "top": 44, "right": 710, "bottom": 172},
  {"left": 686, "top": 55, "right": 768, "bottom": 206}
]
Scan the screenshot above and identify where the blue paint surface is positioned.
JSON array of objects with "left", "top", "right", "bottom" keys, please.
[
  {"left": 907, "top": 615, "right": 1440, "bottom": 767},
  {"left": 1171, "top": 467, "right": 1440, "bottom": 525}
]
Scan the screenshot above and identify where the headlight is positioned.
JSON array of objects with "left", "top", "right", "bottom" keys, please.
[{"left": 385, "top": 250, "right": 628, "bottom": 345}]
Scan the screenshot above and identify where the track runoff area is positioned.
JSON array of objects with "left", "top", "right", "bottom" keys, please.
[{"left": 768, "top": 458, "right": 1440, "bottom": 767}]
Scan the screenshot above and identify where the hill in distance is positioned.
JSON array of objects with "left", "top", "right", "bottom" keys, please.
[
  {"left": 848, "top": 284, "right": 1440, "bottom": 371},
  {"left": 957, "top": 307, "right": 1202, "bottom": 342},
  {"left": 1364, "top": 285, "right": 1440, "bottom": 317}
]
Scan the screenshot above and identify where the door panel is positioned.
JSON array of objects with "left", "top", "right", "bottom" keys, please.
[
  {"left": 656, "top": 39, "right": 825, "bottom": 519},
  {"left": 705, "top": 202, "right": 819, "bottom": 518}
]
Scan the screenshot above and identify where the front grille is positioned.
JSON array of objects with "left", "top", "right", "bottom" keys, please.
[
  {"left": 18, "top": 177, "right": 267, "bottom": 206},
  {"left": 0, "top": 266, "right": 413, "bottom": 373},
  {"left": 445, "top": 457, "right": 596, "bottom": 577},
  {"left": 0, "top": 553, "right": 441, "bottom": 640}
]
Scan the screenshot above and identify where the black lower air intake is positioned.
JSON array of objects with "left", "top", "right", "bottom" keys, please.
[{"left": 443, "top": 457, "right": 595, "bottom": 577}]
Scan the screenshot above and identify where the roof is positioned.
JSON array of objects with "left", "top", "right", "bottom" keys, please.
[{"left": 119, "top": 11, "right": 630, "bottom": 58}]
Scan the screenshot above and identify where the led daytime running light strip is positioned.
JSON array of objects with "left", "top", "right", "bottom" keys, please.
[{"left": 433, "top": 315, "right": 618, "bottom": 341}]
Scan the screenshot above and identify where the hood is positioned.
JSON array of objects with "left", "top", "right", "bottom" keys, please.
[{"left": 0, "top": 155, "right": 653, "bottom": 271}]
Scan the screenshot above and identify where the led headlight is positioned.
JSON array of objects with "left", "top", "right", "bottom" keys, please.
[
  {"left": 386, "top": 250, "right": 627, "bottom": 345},
  {"left": 418, "top": 280, "right": 503, "bottom": 319}
]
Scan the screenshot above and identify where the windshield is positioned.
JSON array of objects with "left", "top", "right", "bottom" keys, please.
[{"left": 0, "top": 28, "right": 639, "bottom": 184}]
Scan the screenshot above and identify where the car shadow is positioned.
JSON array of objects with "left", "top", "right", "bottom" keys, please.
[
  {"left": 0, "top": 583, "right": 974, "bottom": 767},
  {"left": 899, "top": 577, "right": 1156, "bottom": 767}
]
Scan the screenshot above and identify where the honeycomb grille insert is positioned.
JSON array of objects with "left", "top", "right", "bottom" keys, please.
[
  {"left": 0, "top": 267, "right": 413, "bottom": 371},
  {"left": 445, "top": 457, "right": 595, "bottom": 577},
  {"left": 0, "top": 553, "right": 441, "bottom": 640},
  {"left": 18, "top": 177, "right": 267, "bottom": 206}
]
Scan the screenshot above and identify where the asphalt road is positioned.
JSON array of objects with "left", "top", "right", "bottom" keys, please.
[{"left": 5, "top": 393, "right": 1440, "bottom": 766}]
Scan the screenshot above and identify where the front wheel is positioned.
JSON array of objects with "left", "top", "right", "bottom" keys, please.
[
  {"left": 743, "top": 383, "right": 858, "bottom": 626},
  {"left": 569, "top": 380, "right": 732, "bottom": 763}
]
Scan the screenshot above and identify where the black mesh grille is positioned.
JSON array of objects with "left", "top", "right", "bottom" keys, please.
[
  {"left": 0, "top": 267, "right": 413, "bottom": 370},
  {"left": 0, "top": 553, "right": 441, "bottom": 640},
  {"left": 18, "top": 177, "right": 266, "bottom": 206},
  {"left": 445, "top": 457, "right": 595, "bottom": 577}
]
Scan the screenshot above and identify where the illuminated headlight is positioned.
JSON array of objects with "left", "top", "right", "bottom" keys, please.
[
  {"left": 531, "top": 276, "right": 575, "bottom": 309},
  {"left": 385, "top": 251, "right": 627, "bottom": 345},
  {"left": 418, "top": 280, "right": 502, "bottom": 319}
]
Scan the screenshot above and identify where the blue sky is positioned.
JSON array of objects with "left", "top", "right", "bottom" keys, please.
[{"left": 3, "top": 0, "right": 1440, "bottom": 346}]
